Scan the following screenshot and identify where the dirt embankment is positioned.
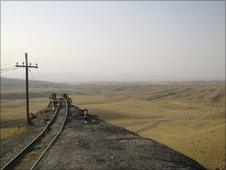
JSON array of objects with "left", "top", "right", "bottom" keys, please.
[
  {"left": 1, "top": 105, "right": 206, "bottom": 170},
  {"left": 36, "top": 106, "right": 205, "bottom": 170}
]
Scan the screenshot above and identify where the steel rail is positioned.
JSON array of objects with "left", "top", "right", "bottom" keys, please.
[
  {"left": 1, "top": 97, "right": 62, "bottom": 170},
  {"left": 30, "top": 97, "right": 68, "bottom": 170}
]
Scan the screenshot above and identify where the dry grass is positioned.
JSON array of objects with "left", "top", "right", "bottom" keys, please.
[
  {"left": 1, "top": 98, "right": 49, "bottom": 120},
  {"left": 70, "top": 82, "right": 225, "bottom": 170},
  {"left": 78, "top": 99, "right": 225, "bottom": 170},
  {"left": 0, "top": 127, "right": 28, "bottom": 139},
  {"left": 1, "top": 82, "right": 225, "bottom": 169}
]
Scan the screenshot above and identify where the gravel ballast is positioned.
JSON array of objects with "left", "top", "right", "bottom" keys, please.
[{"left": 34, "top": 105, "right": 205, "bottom": 170}]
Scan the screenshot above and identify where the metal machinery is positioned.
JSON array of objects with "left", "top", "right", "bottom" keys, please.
[
  {"left": 47, "top": 93, "right": 58, "bottom": 110},
  {"left": 62, "top": 93, "right": 72, "bottom": 107}
]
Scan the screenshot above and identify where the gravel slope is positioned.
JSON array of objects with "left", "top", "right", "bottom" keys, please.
[{"left": 34, "top": 106, "right": 205, "bottom": 170}]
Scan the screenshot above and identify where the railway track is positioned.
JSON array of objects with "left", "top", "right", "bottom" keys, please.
[{"left": 1, "top": 97, "right": 69, "bottom": 170}]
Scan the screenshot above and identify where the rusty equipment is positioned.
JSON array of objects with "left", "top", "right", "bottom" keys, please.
[
  {"left": 62, "top": 93, "right": 72, "bottom": 107},
  {"left": 47, "top": 93, "right": 58, "bottom": 110}
]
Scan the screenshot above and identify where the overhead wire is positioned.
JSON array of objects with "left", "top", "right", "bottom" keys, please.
[
  {"left": 28, "top": 69, "right": 53, "bottom": 95},
  {"left": 1, "top": 62, "right": 17, "bottom": 70},
  {"left": 0, "top": 67, "right": 21, "bottom": 73},
  {"left": 28, "top": 69, "right": 52, "bottom": 114},
  {"left": 0, "top": 62, "right": 17, "bottom": 68},
  {"left": 28, "top": 69, "right": 52, "bottom": 109}
]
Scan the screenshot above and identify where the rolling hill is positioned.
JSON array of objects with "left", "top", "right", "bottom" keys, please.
[{"left": 0, "top": 77, "right": 225, "bottom": 169}]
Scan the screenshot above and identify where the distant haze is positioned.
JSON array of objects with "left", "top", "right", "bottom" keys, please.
[{"left": 1, "top": 1, "right": 225, "bottom": 82}]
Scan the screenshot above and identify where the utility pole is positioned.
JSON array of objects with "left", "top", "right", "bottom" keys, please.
[{"left": 15, "top": 53, "right": 38, "bottom": 125}]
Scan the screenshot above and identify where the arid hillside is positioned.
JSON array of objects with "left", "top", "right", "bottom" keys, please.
[
  {"left": 1, "top": 78, "right": 225, "bottom": 169},
  {"left": 73, "top": 81, "right": 225, "bottom": 169}
]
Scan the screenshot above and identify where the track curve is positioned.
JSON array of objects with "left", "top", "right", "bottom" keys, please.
[{"left": 1, "top": 97, "right": 69, "bottom": 170}]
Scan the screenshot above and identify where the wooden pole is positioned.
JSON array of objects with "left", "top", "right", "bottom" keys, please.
[
  {"left": 15, "top": 53, "right": 38, "bottom": 125},
  {"left": 25, "top": 53, "right": 32, "bottom": 125}
]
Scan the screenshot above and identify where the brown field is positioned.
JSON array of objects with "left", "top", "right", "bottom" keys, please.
[{"left": 1, "top": 81, "right": 225, "bottom": 169}]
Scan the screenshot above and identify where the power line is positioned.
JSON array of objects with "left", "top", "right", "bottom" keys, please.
[
  {"left": 28, "top": 69, "right": 50, "bottom": 113},
  {"left": 0, "top": 67, "right": 21, "bottom": 73},
  {"left": 28, "top": 69, "right": 53, "bottom": 94},
  {"left": 1, "top": 66, "right": 15, "bottom": 70},
  {"left": 0, "top": 62, "right": 17, "bottom": 68},
  {"left": 28, "top": 69, "right": 44, "bottom": 94}
]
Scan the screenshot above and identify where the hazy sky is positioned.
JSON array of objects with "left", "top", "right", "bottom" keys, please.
[{"left": 1, "top": 1, "right": 225, "bottom": 81}]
